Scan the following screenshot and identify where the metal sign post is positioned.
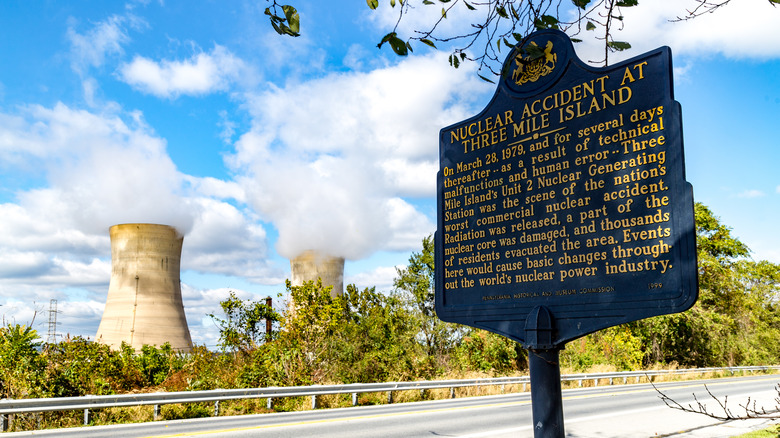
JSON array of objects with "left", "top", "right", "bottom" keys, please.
[{"left": 526, "top": 306, "right": 563, "bottom": 437}]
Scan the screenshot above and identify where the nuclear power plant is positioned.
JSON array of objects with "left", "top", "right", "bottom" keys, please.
[
  {"left": 96, "top": 223, "right": 193, "bottom": 353},
  {"left": 290, "top": 250, "right": 345, "bottom": 297}
]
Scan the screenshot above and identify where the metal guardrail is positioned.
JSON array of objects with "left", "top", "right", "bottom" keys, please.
[{"left": 1, "top": 365, "right": 778, "bottom": 431}]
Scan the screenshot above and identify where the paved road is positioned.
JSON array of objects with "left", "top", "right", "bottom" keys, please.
[{"left": 6, "top": 375, "right": 778, "bottom": 437}]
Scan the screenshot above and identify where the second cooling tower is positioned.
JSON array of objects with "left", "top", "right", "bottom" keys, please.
[
  {"left": 290, "top": 250, "right": 345, "bottom": 297},
  {"left": 96, "top": 223, "right": 193, "bottom": 352}
]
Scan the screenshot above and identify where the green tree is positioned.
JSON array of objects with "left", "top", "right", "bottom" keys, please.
[
  {"left": 635, "top": 203, "right": 780, "bottom": 367},
  {"left": 240, "top": 279, "right": 425, "bottom": 389},
  {"left": 329, "top": 284, "right": 420, "bottom": 382},
  {"left": 240, "top": 280, "right": 346, "bottom": 387},
  {"left": 394, "top": 235, "right": 464, "bottom": 374},
  {"left": 43, "top": 337, "right": 140, "bottom": 397},
  {"left": 0, "top": 324, "right": 45, "bottom": 398},
  {"left": 209, "top": 291, "right": 279, "bottom": 355},
  {"left": 454, "top": 329, "right": 521, "bottom": 373}
]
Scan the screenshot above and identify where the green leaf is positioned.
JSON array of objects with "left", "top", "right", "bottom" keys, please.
[
  {"left": 503, "top": 38, "right": 514, "bottom": 49},
  {"left": 379, "top": 32, "right": 397, "bottom": 45},
  {"left": 423, "top": 0, "right": 434, "bottom": 4},
  {"left": 391, "top": 0, "right": 396, "bottom": 6},
  {"left": 270, "top": 20, "right": 283, "bottom": 35},
  {"left": 607, "top": 41, "right": 632, "bottom": 51},
  {"left": 478, "top": 73, "right": 495, "bottom": 84},
  {"left": 420, "top": 38, "right": 437, "bottom": 48},
  {"left": 497, "top": 6, "right": 509, "bottom": 18},
  {"left": 367, "top": 0, "right": 379, "bottom": 9},
  {"left": 512, "top": 32, "right": 524, "bottom": 42},
  {"left": 449, "top": 54, "right": 460, "bottom": 68},
  {"left": 571, "top": 0, "right": 592, "bottom": 9},
  {"left": 464, "top": 1, "right": 476, "bottom": 10},
  {"left": 586, "top": 20, "right": 596, "bottom": 31},
  {"left": 389, "top": 36, "right": 409, "bottom": 55},
  {"left": 533, "top": 15, "right": 559, "bottom": 30},
  {"left": 523, "top": 43, "right": 545, "bottom": 59},
  {"left": 442, "top": 7, "right": 447, "bottom": 18},
  {"left": 570, "top": 38, "right": 582, "bottom": 43},
  {"left": 770, "top": 0, "right": 780, "bottom": 4},
  {"left": 616, "top": 0, "right": 638, "bottom": 6},
  {"left": 282, "top": 5, "right": 300, "bottom": 36}
]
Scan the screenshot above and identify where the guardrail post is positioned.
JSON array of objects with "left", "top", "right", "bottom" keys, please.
[
  {"left": 387, "top": 391, "right": 394, "bottom": 404},
  {"left": 352, "top": 393, "right": 358, "bottom": 406},
  {"left": 267, "top": 398, "right": 273, "bottom": 410},
  {"left": 2, "top": 413, "right": 9, "bottom": 432},
  {"left": 214, "top": 400, "right": 220, "bottom": 417},
  {"left": 311, "top": 395, "right": 318, "bottom": 410},
  {"left": 154, "top": 404, "right": 160, "bottom": 421},
  {"left": 522, "top": 383, "right": 527, "bottom": 392},
  {"left": 450, "top": 387, "right": 455, "bottom": 398},
  {"left": 83, "top": 408, "right": 90, "bottom": 425}
]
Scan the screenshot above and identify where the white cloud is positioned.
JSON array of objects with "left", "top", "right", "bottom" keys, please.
[
  {"left": 183, "top": 198, "right": 280, "bottom": 282},
  {"left": 67, "top": 14, "right": 140, "bottom": 74},
  {"left": 0, "top": 103, "right": 195, "bottom": 234},
  {"left": 384, "top": 197, "right": 436, "bottom": 251},
  {"left": 568, "top": 0, "right": 780, "bottom": 65},
  {"left": 346, "top": 265, "right": 401, "bottom": 293},
  {"left": 228, "top": 53, "right": 485, "bottom": 260},
  {"left": 737, "top": 189, "right": 765, "bottom": 198},
  {"left": 119, "top": 45, "right": 247, "bottom": 98},
  {"left": 183, "top": 175, "right": 247, "bottom": 204},
  {"left": 380, "top": 159, "right": 439, "bottom": 197}
]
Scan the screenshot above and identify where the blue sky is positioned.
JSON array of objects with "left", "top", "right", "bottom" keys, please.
[{"left": 1, "top": 0, "right": 778, "bottom": 347}]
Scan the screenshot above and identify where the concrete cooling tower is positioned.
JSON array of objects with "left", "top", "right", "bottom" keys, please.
[
  {"left": 96, "top": 223, "right": 193, "bottom": 353},
  {"left": 290, "top": 250, "right": 345, "bottom": 297}
]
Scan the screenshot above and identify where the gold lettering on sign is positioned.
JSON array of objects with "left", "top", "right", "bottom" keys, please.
[{"left": 442, "top": 57, "right": 678, "bottom": 298}]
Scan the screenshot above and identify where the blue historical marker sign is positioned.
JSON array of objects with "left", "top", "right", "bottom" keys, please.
[{"left": 435, "top": 30, "right": 697, "bottom": 348}]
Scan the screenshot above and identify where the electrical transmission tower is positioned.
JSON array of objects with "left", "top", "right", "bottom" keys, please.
[{"left": 47, "top": 299, "right": 59, "bottom": 344}]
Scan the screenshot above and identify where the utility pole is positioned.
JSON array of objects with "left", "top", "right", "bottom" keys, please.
[{"left": 266, "top": 296, "right": 273, "bottom": 343}]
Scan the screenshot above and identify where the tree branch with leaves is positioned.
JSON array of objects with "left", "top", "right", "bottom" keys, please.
[{"left": 264, "top": 0, "right": 779, "bottom": 78}]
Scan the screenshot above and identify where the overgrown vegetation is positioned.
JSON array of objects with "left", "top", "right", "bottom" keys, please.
[{"left": 0, "top": 203, "right": 778, "bottom": 431}]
